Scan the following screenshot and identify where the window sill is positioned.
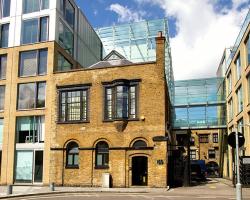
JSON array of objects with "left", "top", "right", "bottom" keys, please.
[
  {"left": 17, "top": 108, "right": 46, "bottom": 111},
  {"left": 18, "top": 74, "right": 47, "bottom": 78},
  {"left": 95, "top": 166, "right": 109, "bottom": 170},
  {"left": 103, "top": 118, "right": 140, "bottom": 123},
  {"left": 57, "top": 120, "right": 90, "bottom": 124},
  {"left": 65, "top": 165, "right": 79, "bottom": 169}
]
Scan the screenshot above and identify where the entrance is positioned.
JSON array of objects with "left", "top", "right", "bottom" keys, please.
[{"left": 132, "top": 156, "right": 148, "bottom": 186}]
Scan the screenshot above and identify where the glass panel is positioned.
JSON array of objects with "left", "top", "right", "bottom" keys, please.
[
  {"left": 0, "top": 86, "right": 5, "bottom": 111},
  {"left": 1, "top": 23, "right": 9, "bottom": 48},
  {"left": 105, "top": 88, "right": 112, "bottom": 120},
  {"left": 247, "top": 36, "right": 250, "bottom": 66},
  {"left": 58, "top": 21, "right": 74, "bottom": 55},
  {"left": 0, "top": 55, "right": 7, "bottom": 79},
  {"left": 37, "top": 82, "right": 46, "bottom": 108},
  {"left": 2, "top": 0, "right": 10, "bottom": 17},
  {"left": 67, "top": 154, "right": 73, "bottom": 165},
  {"left": 34, "top": 151, "right": 43, "bottom": 182},
  {"left": 0, "top": 118, "right": 3, "bottom": 144},
  {"left": 41, "top": 0, "right": 49, "bottom": 9},
  {"left": 133, "top": 140, "right": 147, "bottom": 148},
  {"left": 97, "top": 154, "right": 102, "bottom": 166},
  {"left": 57, "top": 53, "right": 72, "bottom": 71},
  {"left": 40, "top": 17, "right": 48, "bottom": 42},
  {"left": 22, "top": 19, "right": 38, "bottom": 44},
  {"left": 23, "top": 0, "right": 40, "bottom": 14},
  {"left": 38, "top": 49, "right": 47, "bottom": 75},
  {"left": 67, "top": 91, "right": 81, "bottom": 121},
  {"left": 82, "top": 90, "right": 87, "bottom": 120},
  {"left": 130, "top": 86, "right": 136, "bottom": 118},
  {"left": 65, "top": 0, "right": 74, "bottom": 29},
  {"left": 15, "top": 151, "right": 33, "bottom": 183},
  {"left": 74, "top": 154, "right": 78, "bottom": 165},
  {"left": 18, "top": 83, "right": 36, "bottom": 109},
  {"left": 116, "top": 86, "right": 128, "bottom": 118},
  {"left": 19, "top": 51, "right": 37, "bottom": 77}
]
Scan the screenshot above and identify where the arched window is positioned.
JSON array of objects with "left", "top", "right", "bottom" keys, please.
[
  {"left": 95, "top": 141, "right": 109, "bottom": 168},
  {"left": 66, "top": 142, "right": 79, "bottom": 167},
  {"left": 132, "top": 140, "right": 147, "bottom": 149}
]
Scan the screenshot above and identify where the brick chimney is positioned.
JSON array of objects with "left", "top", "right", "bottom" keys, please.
[{"left": 155, "top": 31, "right": 166, "bottom": 76}]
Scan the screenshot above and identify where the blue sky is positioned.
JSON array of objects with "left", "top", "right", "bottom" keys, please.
[{"left": 76, "top": 0, "right": 249, "bottom": 80}]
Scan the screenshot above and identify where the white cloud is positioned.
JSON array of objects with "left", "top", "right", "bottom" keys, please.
[
  {"left": 108, "top": 3, "right": 145, "bottom": 23},
  {"left": 134, "top": 0, "right": 249, "bottom": 80}
]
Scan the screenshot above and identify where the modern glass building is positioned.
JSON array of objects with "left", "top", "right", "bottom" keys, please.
[
  {"left": 96, "top": 19, "right": 174, "bottom": 101},
  {"left": 172, "top": 77, "right": 226, "bottom": 129}
]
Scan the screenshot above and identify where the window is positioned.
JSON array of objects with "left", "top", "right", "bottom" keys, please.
[
  {"left": 104, "top": 80, "right": 139, "bottom": 120},
  {"left": 245, "top": 35, "right": 250, "bottom": 67},
  {"left": 60, "top": 0, "right": 75, "bottom": 29},
  {"left": 95, "top": 141, "right": 109, "bottom": 168},
  {"left": 19, "top": 49, "right": 47, "bottom": 77},
  {"left": 0, "top": 85, "right": 5, "bottom": 111},
  {"left": 237, "top": 118, "right": 244, "bottom": 135},
  {"left": 227, "top": 72, "right": 232, "bottom": 95},
  {"left": 190, "top": 137, "right": 195, "bottom": 146},
  {"left": 213, "top": 133, "right": 218, "bottom": 143},
  {"left": 58, "top": 20, "right": 74, "bottom": 55},
  {"left": 0, "top": 54, "right": 7, "bottom": 79},
  {"left": 21, "top": 17, "right": 49, "bottom": 44},
  {"left": 16, "top": 116, "right": 45, "bottom": 143},
  {"left": 66, "top": 142, "right": 79, "bottom": 168},
  {"left": 237, "top": 86, "right": 243, "bottom": 113},
  {"left": 248, "top": 75, "right": 250, "bottom": 104},
  {"left": 235, "top": 54, "right": 241, "bottom": 80},
  {"left": 228, "top": 99, "right": 233, "bottom": 121},
  {"left": 57, "top": 53, "right": 73, "bottom": 71},
  {"left": 23, "top": 0, "right": 49, "bottom": 14},
  {"left": 190, "top": 150, "right": 196, "bottom": 160},
  {"left": 0, "top": 0, "right": 11, "bottom": 18},
  {"left": 208, "top": 150, "right": 216, "bottom": 159},
  {"left": 0, "top": 118, "right": 3, "bottom": 144},
  {"left": 132, "top": 140, "right": 147, "bottom": 149},
  {"left": 17, "top": 82, "right": 46, "bottom": 110},
  {"left": 199, "top": 134, "right": 209, "bottom": 143},
  {"left": 0, "top": 23, "right": 9, "bottom": 48},
  {"left": 58, "top": 86, "right": 89, "bottom": 122}
]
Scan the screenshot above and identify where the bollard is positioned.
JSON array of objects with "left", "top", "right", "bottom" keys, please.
[
  {"left": 50, "top": 182, "right": 55, "bottom": 191},
  {"left": 6, "top": 185, "right": 12, "bottom": 195}
]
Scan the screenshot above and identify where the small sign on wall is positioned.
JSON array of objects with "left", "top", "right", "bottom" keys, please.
[{"left": 157, "top": 159, "right": 164, "bottom": 165}]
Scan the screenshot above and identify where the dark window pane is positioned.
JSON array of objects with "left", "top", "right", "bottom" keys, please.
[
  {"left": 40, "top": 17, "right": 48, "bottom": 42},
  {"left": 58, "top": 21, "right": 74, "bottom": 55},
  {"left": 65, "top": 0, "right": 74, "bottom": 29},
  {"left": 2, "top": 0, "right": 10, "bottom": 17},
  {"left": 23, "top": 0, "right": 40, "bottom": 14},
  {"left": 20, "top": 51, "right": 37, "bottom": 77},
  {"left": 116, "top": 86, "right": 128, "bottom": 118},
  {"left": 0, "top": 86, "right": 5, "bottom": 110},
  {"left": 18, "top": 83, "right": 36, "bottom": 109},
  {"left": 22, "top": 19, "right": 38, "bottom": 44},
  {"left": 1, "top": 23, "right": 9, "bottom": 47},
  {"left": 37, "top": 82, "right": 46, "bottom": 108},
  {"left": 66, "top": 142, "right": 79, "bottom": 167},
  {"left": 96, "top": 141, "right": 109, "bottom": 167},
  {"left": 57, "top": 53, "right": 73, "bottom": 71},
  {"left": 38, "top": 49, "right": 47, "bottom": 75},
  {"left": 0, "top": 55, "right": 7, "bottom": 79},
  {"left": 132, "top": 140, "right": 147, "bottom": 148}
]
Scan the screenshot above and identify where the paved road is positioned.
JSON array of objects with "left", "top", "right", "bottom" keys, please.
[{"left": 6, "top": 192, "right": 250, "bottom": 200}]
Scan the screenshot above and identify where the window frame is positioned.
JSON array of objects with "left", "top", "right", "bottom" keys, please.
[
  {"left": 235, "top": 53, "right": 241, "bottom": 81},
  {"left": 0, "top": 85, "right": 5, "bottom": 111},
  {"left": 213, "top": 133, "right": 218, "bottom": 143},
  {"left": 17, "top": 81, "right": 46, "bottom": 110},
  {"left": 19, "top": 48, "right": 48, "bottom": 77},
  {"left": 244, "top": 33, "right": 250, "bottom": 68},
  {"left": 208, "top": 149, "right": 216, "bottom": 159},
  {"left": 236, "top": 85, "right": 243, "bottom": 113},
  {"left": 95, "top": 141, "right": 109, "bottom": 169},
  {"left": 66, "top": 141, "right": 79, "bottom": 168},
  {"left": 22, "top": 0, "right": 49, "bottom": 14},
  {"left": 190, "top": 150, "right": 196, "bottom": 160},
  {"left": 0, "top": 23, "right": 9, "bottom": 48},
  {"left": 21, "top": 16, "right": 49, "bottom": 45},
  {"left": 60, "top": 0, "right": 75, "bottom": 29},
  {"left": 103, "top": 80, "right": 140, "bottom": 121},
  {"left": 0, "top": 0, "right": 11, "bottom": 18},
  {"left": 58, "top": 85, "right": 90, "bottom": 123},
  {"left": 0, "top": 54, "right": 7, "bottom": 80},
  {"left": 199, "top": 134, "right": 209, "bottom": 143}
]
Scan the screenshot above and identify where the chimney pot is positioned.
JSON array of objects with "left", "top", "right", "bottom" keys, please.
[{"left": 158, "top": 31, "right": 163, "bottom": 37}]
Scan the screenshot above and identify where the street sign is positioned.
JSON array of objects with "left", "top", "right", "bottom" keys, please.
[{"left": 228, "top": 132, "right": 245, "bottom": 148}]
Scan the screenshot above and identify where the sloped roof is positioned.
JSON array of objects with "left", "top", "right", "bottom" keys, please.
[{"left": 103, "top": 50, "right": 126, "bottom": 61}]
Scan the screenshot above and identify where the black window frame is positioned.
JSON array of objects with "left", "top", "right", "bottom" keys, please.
[
  {"left": 19, "top": 48, "right": 48, "bottom": 77},
  {"left": 95, "top": 141, "right": 109, "bottom": 169},
  {"left": 21, "top": 16, "right": 49, "bottom": 45},
  {"left": 17, "top": 81, "right": 46, "bottom": 110},
  {"left": 103, "top": 79, "right": 140, "bottom": 121},
  {"left": 58, "top": 85, "right": 90, "bottom": 123},
  {"left": 66, "top": 141, "right": 79, "bottom": 168},
  {"left": 213, "top": 133, "right": 218, "bottom": 143}
]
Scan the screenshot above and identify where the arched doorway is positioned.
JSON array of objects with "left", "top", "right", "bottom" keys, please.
[
  {"left": 132, "top": 156, "right": 148, "bottom": 186},
  {"left": 206, "top": 161, "right": 219, "bottom": 177}
]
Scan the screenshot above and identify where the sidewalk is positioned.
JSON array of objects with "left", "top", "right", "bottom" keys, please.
[{"left": 0, "top": 185, "right": 169, "bottom": 199}]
